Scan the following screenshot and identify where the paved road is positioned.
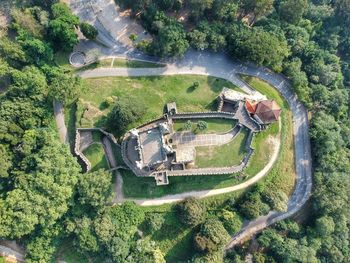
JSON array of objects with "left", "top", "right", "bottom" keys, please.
[{"left": 78, "top": 51, "right": 312, "bottom": 247}]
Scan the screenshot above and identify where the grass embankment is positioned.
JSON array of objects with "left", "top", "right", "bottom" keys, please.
[
  {"left": 241, "top": 75, "right": 295, "bottom": 195},
  {"left": 195, "top": 128, "right": 248, "bottom": 168},
  {"left": 173, "top": 118, "right": 235, "bottom": 134},
  {"left": 77, "top": 75, "right": 241, "bottom": 128},
  {"left": 83, "top": 143, "right": 109, "bottom": 171}
]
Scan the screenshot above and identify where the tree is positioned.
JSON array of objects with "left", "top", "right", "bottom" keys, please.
[
  {"left": 184, "top": 120, "right": 193, "bottom": 131},
  {"left": 188, "top": 30, "right": 209, "bottom": 50},
  {"left": 315, "top": 216, "right": 335, "bottom": 237},
  {"left": 241, "top": 0, "right": 274, "bottom": 25},
  {"left": 150, "top": 23, "right": 189, "bottom": 57},
  {"left": 78, "top": 169, "right": 113, "bottom": 208},
  {"left": 279, "top": 0, "right": 308, "bottom": 24},
  {"left": 188, "top": 0, "right": 214, "bottom": 22},
  {"left": 0, "top": 129, "right": 81, "bottom": 238},
  {"left": 239, "top": 191, "right": 270, "bottom": 219},
  {"left": 262, "top": 190, "right": 288, "bottom": 212},
  {"left": 0, "top": 145, "right": 11, "bottom": 178},
  {"left": 129, "top": 239, "right": 166, "bottom": 263},
  {"left": 176, "top": 197, "right": 205, "bottom": 226},
  {"left": 194, "top": 218, "right": 230, "bottom": 253},
  {"left": 227, "top": 25, "right": 289, "bottom": 72},
  {"left": 80, "top": 22, "right": 98, "bottom": 40},
  {"left": 218, "top": 209, "right": 242, "bottom": 234},
  {"left": 144, "top": 213, "right": 165, "bottom": 233},
  {"left": 48, "top": 3, "right": 79, "bottom": 51},
  {"left": 45, "top": 66, "right": 80, "bottom": 104},
  {"left": 212, "top": 0, "right": 238, "bottom": 22},
  {"left": 106, "top": 96, "right": 146, "bottom": 135}
]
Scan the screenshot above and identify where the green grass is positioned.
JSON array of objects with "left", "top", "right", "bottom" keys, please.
[
  {"left": 79, "top": 75, "right": 242, "bottom": 130},
  {"left": 195, "top": 128, "right": 248, "bottom": 168},
  {"left": 121, "top": 169, "right": 244, "bottom": 198},
  {"left": 244, "top": 121, "right": 279, "bottom": 176},
  {"left": 112, "top": 58, "right": 165, "bottom": 68},
  {"left": 0, "top": 256, "right": 4, "bottom": 263},
  {"left": 240, "top": 75, "right": 295, "bottom": 195},
  {"left": 173, "top": 118, "right": 236, "bottom": 134},
  {"left": 83, "top": 143, "right": 109, "bottom": 171}
]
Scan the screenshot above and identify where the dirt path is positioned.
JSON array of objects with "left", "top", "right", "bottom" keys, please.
[
  {"left": 102, "top": 136, "right": 125, "bottom": 203},
  {"left": 53, "top": 100, "right": 68, "bottom": 144}
]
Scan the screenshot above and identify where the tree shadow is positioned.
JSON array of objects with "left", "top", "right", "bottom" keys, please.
[{"left": 186, "top": 85, "right": 196, "bottom": 93}]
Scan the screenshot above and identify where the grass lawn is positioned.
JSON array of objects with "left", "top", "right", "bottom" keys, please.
[
  {"left": 83, "top": 143, "right": 109, "bottom": 171},
  {"left": 121, "top": 169, "right": 243, "bottom": 198},
  {"left": 240, "top": 75, "right": 295, "bottom": 195},
  {"left": 112, "top": 58, "right": 165, "bottom": 68},
  {"left": 173, "top": 118, "right": 236, "bottom": 134},
  {"left": 78, "top": 75, "right": 241, "bottom": 129},
  {"left": 195, "top": 128, "right": 248, "bottom": 168}
]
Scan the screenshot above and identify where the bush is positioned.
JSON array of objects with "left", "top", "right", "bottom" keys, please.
[
  {"left": 80, "top": 22, "right": 98, "bottom": 40},
  {"left": 197, "top": 121, "right": 208, "bottom": 131},
  {"left": 184, "top": 120, "right": 192, "bottom": 130},
  {"left": 176, "top": 197, "right": 206, "bottom": 226}
]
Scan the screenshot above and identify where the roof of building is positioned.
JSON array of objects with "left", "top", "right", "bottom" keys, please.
[
  {"left": 255, "top": 100, "right": 281, "bottom": 124},
  {"left": 245, "top": 100, "right": 258, "bottom": 114},
  {"left": 138, "top": 128, "right": 167, "bottom": 167}
]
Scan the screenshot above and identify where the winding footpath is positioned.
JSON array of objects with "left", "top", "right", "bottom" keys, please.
[{"left": 78, "top": 50, "right": 312, "bottom": 247}]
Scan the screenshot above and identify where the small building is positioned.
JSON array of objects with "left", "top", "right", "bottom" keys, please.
[{"left": 250, "top": 100, "right": 281, "bottom": 124}]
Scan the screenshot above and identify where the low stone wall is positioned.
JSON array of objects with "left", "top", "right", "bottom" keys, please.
[{"left": 74, "top": 128, "right": 120, "bottom": 172}]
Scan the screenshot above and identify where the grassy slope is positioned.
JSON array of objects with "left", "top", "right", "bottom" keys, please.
[
  {"left": 173, "top": 118, "right": 236, "bottom": 134},
  {"left": 195, "top": 128, "right": 248, "bottom": 168},
  {"left": 78, "top": 75, "right": 240, "bottom": 128},
  {"left": 241, "top": 75, "right": 295, "bottom": 195}
]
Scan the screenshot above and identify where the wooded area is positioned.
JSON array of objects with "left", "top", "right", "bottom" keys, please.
[{"left": 0, "top": 0, "right": 350, "bottom": 262}]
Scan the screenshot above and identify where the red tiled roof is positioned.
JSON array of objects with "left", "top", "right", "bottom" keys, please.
[
  {"left": 255, "top": 100, "right": 281, "bottom": 124},
  {"left": 245, "top": 100, "right": 257, "bottom": 114}
]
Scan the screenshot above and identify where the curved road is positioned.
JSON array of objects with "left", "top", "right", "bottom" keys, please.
[{"left": 78, "top": 50, "right": 312, "bottom": 247}]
